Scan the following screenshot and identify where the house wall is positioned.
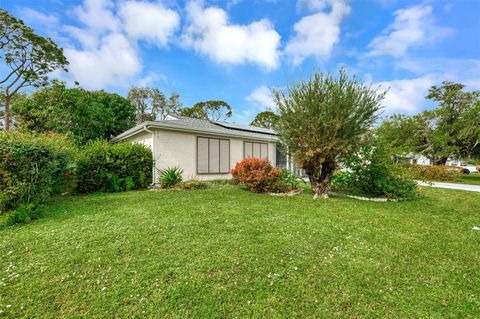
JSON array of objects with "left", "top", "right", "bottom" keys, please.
[
  {"left": 416, "top": 156, "right": 431, "bottom": 165},
  {"left": 153, "top": 129, "right": 276, "bottom": 182},
  {"left": 127, "top": 130, "right": 153, "bottom": 149}
]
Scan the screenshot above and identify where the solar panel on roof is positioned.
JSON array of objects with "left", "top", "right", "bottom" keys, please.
[{"left": 214, "top": 121, "right": 277, "bottom": 135}]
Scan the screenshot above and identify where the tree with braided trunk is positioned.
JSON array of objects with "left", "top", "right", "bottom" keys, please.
[{"left": 273, "top": 70, "right": 385, "bottom": 198}]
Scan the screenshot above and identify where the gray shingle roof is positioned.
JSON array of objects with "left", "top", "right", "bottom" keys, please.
[
  {"left": 213, "top": 121, "right": 276, "bottom": 135},
  {"left": 112, "top": 115, "right": 277, "bottom": 142},
  {"left": 162, "top": 115, "right": 277, "bottom": 138}
]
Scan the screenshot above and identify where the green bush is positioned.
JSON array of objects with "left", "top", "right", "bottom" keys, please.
[
  {"left": 157, "top": 167, "right": 183, "bottom": 188},
  {"left": 280, "top": 168, "right": 305, "bottom": 190},
  {"left": 407, "top": 164, "right": 463, "bottom": 182},
  {"left": 5, "top": 204, "right": 39, "bottom": 226},
  {"left": 331, "top": 170, "right": 353, "bottom": 192},
  {"left": 335, "top": 144, "right": 418, "bottom": 199},
  {"left": 0, "top": 131, "right": 76, "bottom": 214},
  {"left": 76, "top": 141, "right": 152, "bottom": 193}
]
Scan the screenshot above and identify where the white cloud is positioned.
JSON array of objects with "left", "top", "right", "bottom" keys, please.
[
  {"left": 73, "top": 0, "right": 119, "bottom": 33},
  {"left": 181, "top": 0, "right": 281, "bottom": 70},
  {"left": 285, "top": 0, "right": 351, "bottom": 65},
  {"left": 296, "top": 0, "right": 329, "bottom": 12},
  {"left": 396, "top": 57, "right": 480, "bottom": 78},
  {"left": 19, "top": 8, "right": 59, "bottom": 26},
  {"left": 368, "top": 5, "right": 452, "bottom": 57},
  {"left": 136, "top": 72, "right": 167, "bottom": 87},
  {"left": 64, "top": 33, "right": 142, "bottom": 89},
  {"left": 246, "top": 85, "right": 276, "bottom": 110},
  {"left": 118, "top": 1, "right": 180, "bottom": 46},
  {"left": 233, "top": 85, "right": 276, "bottom": 124},
  {"left": 374, "top": 75, "right": 436, "bottom": 113},
  {"left": 38, "top": 0, "right": 180, "bottom": 89}
]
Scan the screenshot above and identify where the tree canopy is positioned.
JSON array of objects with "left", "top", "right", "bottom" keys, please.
[
  {"left": 179, "top": 100, "right": 232, "bottom": 121},
  {"left": 250, "top": 111, "right": 279, "bottom": 129},
  {"left": 0, "top": 9, "right": 68, "bottom": 130},
  {"left": 13, "top": 81, "right": 135, "bottom": 145},
  {"left": 377, "top": 81, "right": 480, "bottom": 164},
  {"left": 127, "top": 87, "right": 183, "bottom": 123},
  {"left": 274, "top": 70, "right": 385, "bottom": 198}
]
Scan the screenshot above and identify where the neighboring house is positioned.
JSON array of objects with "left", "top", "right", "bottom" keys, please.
[
  {"left": 113, "top": 115, "right": 285, "bottom": 183},
  {"left": 396, "top": 153, "right": 471, "bottom": 168},
  {"left": 395, "top": 153, "right": 431, "bottom": 165}
]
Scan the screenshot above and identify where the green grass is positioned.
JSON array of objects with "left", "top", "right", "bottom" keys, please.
[
  {"left": 1, "top": 187, "right": 480, "bottom": 318},
  {"left": 457, "top": 173, "right": 480, "bottom": 185}
]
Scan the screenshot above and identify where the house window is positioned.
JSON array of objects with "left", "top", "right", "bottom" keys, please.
[
  {"left": 244, "top": 141, "right": 268, "bottom": 159},
  {"left": 197, "top": 137, "right": 230, "bottom": 174}
]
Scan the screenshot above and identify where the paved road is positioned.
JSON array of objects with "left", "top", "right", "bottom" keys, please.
[{"left": 417, "top": 181, "right": 480, "bottom": 192}]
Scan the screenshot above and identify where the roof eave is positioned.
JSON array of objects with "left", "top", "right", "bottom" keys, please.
[{"left": 112, "top": 121, "right": 278, "bottom": 142}]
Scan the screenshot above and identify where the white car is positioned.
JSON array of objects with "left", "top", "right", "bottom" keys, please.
[{"left": 458, "top": 164, "right": 478, "bottom": 174}]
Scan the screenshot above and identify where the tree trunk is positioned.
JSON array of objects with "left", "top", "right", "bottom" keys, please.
[
  {"left": 3, "top": 94, "right": 10, "bottom": 131},
  {"left": 318, "top": 159, "right": 336, "bottom": 199},
  {"left": 434, "top": 156, "right": 448, "bottom": 166},
  {"left": 305, "top": 165, "right": 320, "bottom": 199}
]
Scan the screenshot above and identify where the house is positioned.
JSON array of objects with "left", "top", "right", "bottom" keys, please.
[
  {"left": 113, "top": 115, "right": 287, "bottom": 183},
  {"left": 395, "top": 153, "right": 464, "bottom": 167},
  {"left": 395, "top": 153, "right": 431, "bottom": 165}
]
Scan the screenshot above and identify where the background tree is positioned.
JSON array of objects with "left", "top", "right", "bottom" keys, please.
[
  {"left": 128, "top": 87, "right": 183, "bottom": 123},
  {"left": 180, "top": 100, "right": 232, "bottom": 121},
  {"left": 13, "top": 81, "right": 135, "bottom": 145},
  {"left": 377, "top": 81, "right": 480, "bottom": 164},
  {"left": 0, "top": 9, "right": 68, "bottom": 130},
  {"left": 274, "top": 70, "right": 385, "bottom": 198},
  {"left": 460, "top": 100, "right": 480, "bottom": 160},
  {"left": 250, "top": 111, "right": 279, "bottom": 129},
  {"left": 426, "top": 81, "right": 479, "bottom": 163},
  {"left": 178, "top": 104, "right": 208, "bottom": 119},
  {"left": 376, "top": 113, "right": 437, "bottom": 162}
]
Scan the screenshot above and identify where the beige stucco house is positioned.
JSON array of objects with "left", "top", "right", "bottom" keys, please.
[{"left": 112, "top": 115, "right": 281, "bottom": 183}]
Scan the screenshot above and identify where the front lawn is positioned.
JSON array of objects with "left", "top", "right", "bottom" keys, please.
[
  {"left": 457, "top": 173, "right": 480, "bottom": 185},
  {"left": 1, "top": 187, "right": 479, "bottom": 318}
]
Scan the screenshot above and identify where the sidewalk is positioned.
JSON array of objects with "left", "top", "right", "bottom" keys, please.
[{"left": 417, "top": 181, "right": 480, "bottom": 192}]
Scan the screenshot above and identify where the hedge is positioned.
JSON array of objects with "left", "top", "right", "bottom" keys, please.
[
  {"left": 408, "top": 164, "right": 463, "bottom": 182},
  {"left": 0, "top": 131, "right": 76, "bottom": 214},
  {"left": 76, "top": 140, "right": 152, "bottom": 193}
]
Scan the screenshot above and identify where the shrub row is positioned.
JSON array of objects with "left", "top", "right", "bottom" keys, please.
[
  {"left": 1, "top": 132, "right": 153, "bottom": 224},
  {"left": 76, "top": 140, "right": 152, "bottom": 193},
  {"left": 407, "top": 164, "right": 463, "bottom": 182},
  {"left": 0, "top": 131, "right": 76, "bottom": 214}
]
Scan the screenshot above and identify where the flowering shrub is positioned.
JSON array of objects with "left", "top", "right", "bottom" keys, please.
[
  {"left": 408, "top": 164, "right": 463, "bottom": 182},
  {"left": 230, "top": 158, "right": 282, "bottom": 193}
]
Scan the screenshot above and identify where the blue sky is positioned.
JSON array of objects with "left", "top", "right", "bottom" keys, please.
[{"left": 2, "top": 0, "right": 480, "bottom": 123}]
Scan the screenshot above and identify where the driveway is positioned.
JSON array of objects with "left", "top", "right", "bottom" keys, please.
[{"left": 417, "top": 181, "right": 480, "bottom": 192}]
